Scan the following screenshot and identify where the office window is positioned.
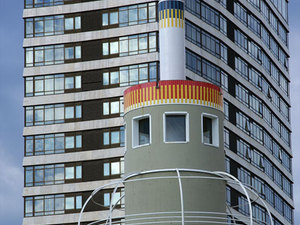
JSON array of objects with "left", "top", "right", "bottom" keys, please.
[
  {"left": 102, "top": 32, "right": 157, "bottom": 57},
  {"left": 25, "top": 164, "right": 82, "bottom": 187},
  {"left": 102, "top": 3, "right": 156, "bottom": 28},
  {"left": 234, "top": 29, "right": 248, "bottom": 53},
  {"left": 200, "top": 2, "right": 227, "bottom": 34},
  {"left": 25, "top": 44, "right": 81, "bottom": 67},
  {"left": 25, "top": 15, "right": 80, "bottom": 38},
  {"left": 103, "top": 63, "right": 157, "bottom": 87},
  {"left": 235, "top": 57, "right": 248, "bottom": 79},
  {"left": 25, "top": 103, "right": 82, "bottom": 127},
  {"left": 25, "top": 133, "right": 82, "bottom": 156},
  {"left": 25, "top": 74, "right": 81, "bottom": 97},
  {"left": 164, "top": 113, "right": 188, "bottom": 143},
  {"left": 103, "top": 127, "right": 125, "bottom": 147},
  {"left": 237, "top": 139, "right": 251, "bottom": 162},
  {"left": 24, "top": 194, "right": 82, "bottom": 217},
  {"left": 103, "top": 158, "right": 124, "bottom": 177},
  {"left": 202, "top": 114, "right": 219, "bottom": 147},
  {"left": 102, "top": 98, "right": 124, "bottom": 117},
  {"left": 235, "top": 84, "right": 249, "bottom": 106},
  {"left": 132, "top": 115, "right": 150, "bottom": 148},
  {"left": 103, "top": 189, "right": 124, "bottom": 207},
  {"left": 25, "top": 0, "right": 79, "bottom": 8},
  {"left": 186, "top": 50, "right": 222, "bottom": 87},
  {"left": 224, "top": 129, "right": 229, "bottom": 148}
]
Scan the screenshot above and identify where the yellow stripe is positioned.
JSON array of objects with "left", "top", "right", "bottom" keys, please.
[
  {"left": 181, "top": 84, "right": 183, "bottom": 103},
  {"left": 177, "top": 85, "right": 180, "bottom": 103},
  {"left": 175, "top": 9, "right": 178, "bottom": 27},
  {"left": 145, "top": 87, "right": 148, "bottom": 106},
  {"left": 164, "top": 10, "right": 166, "bottom": 28},
  {"left": 200, "top": 86, "right": 203, "bottom": 104},
  {"left": 171, "top": 9, "right": 174, "bottom": 27},
  {"left": 165, "top": 85, "right": 167, "bottom": 102},
  {"left": 160, "top": 11, "right": 164, "bottom": 28},
  {"left": 173, "top": 85, "right": 175, "bottom": 103},
  {"left": 169, "top": 85, "right": 171, "bottom": 103},
  {"left": 150, "top": 86, "right": 152, "bottom": 105},
  {"left": 178, "top": 10, "right": 181, "bottom": 28},
  {"left": 192, "top": 85, "right": 195, "bottom": 104}
]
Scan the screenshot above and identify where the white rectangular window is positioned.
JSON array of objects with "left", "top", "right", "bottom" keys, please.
[
  {"left": 202, "top": 113, "right": 219, "bottom": 147},
  {"left": 164, "top": 113, "right": 189, "bottom": 143},
  {"left": 132, "top": 115, "right": 151, "bottom": 148}
]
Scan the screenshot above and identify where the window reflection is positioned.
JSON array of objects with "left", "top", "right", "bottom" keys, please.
[
  {"left": 25, "top": 15, "right": 80, "bottom": 38},
  {"left": 25, "top": 133, "right": 81, "bottom": 156}
]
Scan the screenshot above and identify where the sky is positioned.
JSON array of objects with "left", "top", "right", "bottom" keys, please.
[{"left": 0, "top": 1, "right": 299, "bottom": 224}]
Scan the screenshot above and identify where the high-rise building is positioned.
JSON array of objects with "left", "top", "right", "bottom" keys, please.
[{"left": 22, "top": 0, "right": 293, "bottom": 225}]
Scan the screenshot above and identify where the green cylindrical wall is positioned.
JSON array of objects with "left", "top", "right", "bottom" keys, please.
[{"left": 124, "top": 103, "right": 226, "bottom": 225}]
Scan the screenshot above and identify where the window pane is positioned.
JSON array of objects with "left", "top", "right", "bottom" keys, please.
[
  {"left": 45, "top": 77, "right": 54, "bottom": 92},
  {"left": 76, "top": 166, "right": 82, "bottom": 179},
  {"left": 103, "top": 72, "right": 109, "bottom": 85},
  {"left": 203, "top": 117, "right": 212, "bottom": 144},
  {"left": 35, "top": 198, "right": 44, "bottom": 214},
  {"left": 103, "top": 102, "right": 109, "bottom": 115},
  {"left": 26, "top": 79, "right": 33, "bottom": 95},
  {"left": 65, "top": 18, "right": 74, "bottom": 30},
  {"left": 55, "top": 135, "right": 64, "bottom": 150},
  {"left": 75, "top": 76, "right": 81, "bottom": 89},
  {"left": 104, "top": 163, "right": 110, "bottom": 176},
  {"left": 55, "top": 166, "right": 64, "bottom": 181},
  {"left": 65, "top": 167, "right": 74, "bottom": 179},
  {"left": 104, "top": 193, "right": 110, "bottom": 206},
  {"left": 110, "top": 72, "right": 119, "bottom": 84},
  {"left": 75, "top": 17, "right": 81, "bottom": 29},
  {"left": 65, "top": 47, "right": 74, "bottom": 59},
  {"left": 75, "top": 105, "right": 82, "bottom": 118},
  {"left": 102, "top": 13, "right": 108, "bottom": 26},
  {"left": 119, "top": 9, "right": 128, "bottom": 25},
  {"left": 45, "top": 197, "right": 54, "bottom": 214},
  {"left": 129, "top": 38, "right": 138, "bottom": 53},
  {"left": 120, "top": 39, "right": 128, "bottom": 54},
  {"left": 110, "top": 12, "right": 119, "bottom": 25},
  {"left": 55, "top": 195, "right": 64, "bottom": 211},
  {"left": 45, "top": 107, "right": 54, "bottom": 122},
  {"left": 55, "top": 77, "right": 64, "bottom": 91},
  {"left": 76, "top": 196, "right": 82, "bottom": 209},
  {"left": 25, "top": 169, "right": 33, "bottom": 185},
  {"left": 165, "top": 115, "right": 186, "bottom": 142},
  {"left": 103, "top": 43, "right": 109, "bottom": 55},
  {"left": 66, "top": 136, "right": 74, "bottom": 149},
  {"left": 76, "top": 135, "right": 82, "bottom": 148},
  {"left": 103, "top": 132, "right": 110, "bottom": 145},
  {"left": 110, "top": 42, "right": 119, "bottom": 55},
  {"left": 65, "top": 197, "right": 74, "bottom": 210},
  {"left": 65, "top": 106, "right": 74, "bottom": 119},
  {"left": 45, "top": 136, "right": 54, "bottom": 151},
  {"left": 65, "top": 77, "right": 74, "bottom": 89},
  {"left": 45, "top": 166, "right": 54, "bottom": 183},
  {"left": 111, "top": 162, "right": 120, "bottom": 175},
  {"left": 111, "top": 131, "right": 120, "bottom": 144},
  {"left": 75, "top": 46, "right": 81, "bottom": 59},
  {"left": 111, "top": 101, "right": 119, "bottom": 114},
  {"left": 139, "top": 118, "right": 150, "bottom": 145}
]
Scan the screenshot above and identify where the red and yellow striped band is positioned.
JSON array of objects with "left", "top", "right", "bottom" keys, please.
[{"left": 124, "top": 81, "right": 223, "bottom": 114}]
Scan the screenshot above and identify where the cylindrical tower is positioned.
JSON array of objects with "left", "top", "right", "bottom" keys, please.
[
  {"left": 158, "top": 0, "right": 185, "bottom": 80},
  {"left": 123, "top": 81, "right": 226, "bottom": 225}
]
